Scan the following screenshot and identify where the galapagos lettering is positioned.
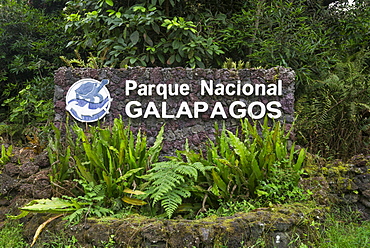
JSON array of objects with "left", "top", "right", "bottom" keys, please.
[{"left": 124, "top": 79, "right": 283, "bottom": 120}]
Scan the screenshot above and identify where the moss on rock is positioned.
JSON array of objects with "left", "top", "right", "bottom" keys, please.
[{"left": 19, "top": 203, "right": 325, "bottom": 248}]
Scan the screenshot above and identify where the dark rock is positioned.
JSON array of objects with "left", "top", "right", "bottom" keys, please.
[
  {"left": 343, "top": 193, "right": 360, "bottom": 203},
  {"left": 19, "top": 162, "right": 39, "bottom": 178},
  {"left": 19, "top": 184, "right": 34, "bottom": 198},
  {"left": 24, "top": 169, "right": 52, "bottom": 199},
  {"left": 363, "top": 189, "right": 370, "bottom": 199},
  {"left": 270, "top": 232, "right": 290, "bottom": 248},
  {"left": 273, "top": 219, "right": 293, "bottom": 232},
  {"left": 33, "top": 151, "right": 50, "bottom": 168},
  {"left": 0, "top": 173, "right": 18, "bottom": 195},
  {"left": 348, "top": 154, "right": 370, "bottom": 167},
  {"left": 20, "top": 204, "right": 323, "bottom": 248},
  {"left": 354, "top": 174, "right": 370, "bottom": 193},
  {"left": 0, "top": 199, "right": 10, "bottom": 206},
  {"left": 359, "top": 197, "right": 370, "bottom": 208},
  {"left": 3, "top": 163, "right": 20, "bottom": 177}
]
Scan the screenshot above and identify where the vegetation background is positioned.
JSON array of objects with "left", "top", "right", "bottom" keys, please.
[
  {"left": 0, "top": 0, "right": 369, "bottom": 246},
  {"left": 0, "top": 0, "right": 369, "bottom": 159}
]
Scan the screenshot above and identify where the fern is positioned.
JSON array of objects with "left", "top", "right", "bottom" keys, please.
[
  {"left": 161, "top": 187, "right": 192, "bottom": 218},
  {"left": 142, "top": 161, "right": 208, "bottom": 218}
]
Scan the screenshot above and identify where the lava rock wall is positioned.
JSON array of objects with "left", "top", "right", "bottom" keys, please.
[{"left": 54, "top": 67, "right": 295, "bottom": 154}]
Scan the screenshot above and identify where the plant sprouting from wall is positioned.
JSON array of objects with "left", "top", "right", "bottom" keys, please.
[
  {"left": 139, "top": 118, "right": 307, "bottom": 217},
  {"left": 48, "top": 117, "right": 164, "bottom": 208},
  {"left": 173, "top": 118, "right": 306, "bottom": 207},
  {"left": 0, "top": 144, "right": 13, "bottom": 165},
  {"left": 140, "top": 160, "right": 213, "bottom": 218}
]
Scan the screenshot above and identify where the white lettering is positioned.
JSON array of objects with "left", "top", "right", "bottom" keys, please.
[
  {"left": 242, "top": 83, "right": 254, "bottom": 96},
  {"left": 201, "top": 80, "right": 213, "bottom": 95},
  {"left": 179, "top": 84, "right": 190, "bottom": 96},
  {"left": 125, "top": 101, "right": 142, "bottom": 118},
  {"left": 229, "top": 101, "right": 246, "bottom": 118},
  {"left": 266, "top": 84, "right": 277, "bottom": 96},
  {"left": 214, "top": 83, "right": 224, "bottom": 95},
  {"left": 255, "top": 84, "right": 266, "bottom": 96},
  {"left": 267, "top": 101, "right": 282, "bottom": 119},
  {"left": 248, "top": 101, "right": 266, "bottom": 119},
  {"left": 137, "top": 84, "right": 147, "bottom": 96},
  {"left": 156, "top": 84, "right": 168, "bottom": 99},
  {"left": 144, "top": 102, "right": 160, "bottom": 118},
  {"left": 278, "top": 79, "right": 282, "bottom": 95},
  {"left": 125, "top": 80, "right": 137, "bottom": 96},
  {"left": 211, "top": 102, "right": 227, "bottom": 118},
  {"left": 162, "top": 102, "right": 175, "bottom": 118},
  {"left": 194, "top": 102, "right": 208, "bottom": 118},
  {"left": 225, "top": 84, "right": 236, "bottom": 96},
  {"left": 176, "top": 102, "right": 193, "bottom": 118}
]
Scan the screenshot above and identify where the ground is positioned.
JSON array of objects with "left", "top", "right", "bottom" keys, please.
[{"left": 0, "top": 146, "right": 369, "bottom": 247}]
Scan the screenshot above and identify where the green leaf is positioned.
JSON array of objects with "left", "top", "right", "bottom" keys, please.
[
  {"left": 9, "top": 198, "right": 83, "bottom": 220},
  {"left": 172, "top": 40, "right": 181, "bottom": 50},
  {"left": 211, "top": 168, "right": 227, "bottom": 197},
  {"left": 75, "top": 157, "right": 96, "bottom": 185},
  {"left": 130, "top": 31, "right": 140, "bottom": 45},
  {"left": 122, "top": 196, "right": 147, "bottom": 205},
  {"left": 116, "top": 168, "right": 144, "bottom": 183},
  {"left": 123, "top": 188, "right": 146, "bottom": 195},
  {"left": 148, "top": 125, "right": 165, "bottom": 164},
  {"left": 152, "top": 22, "right": 160, "bottom": 34},
  {"left": 158, "top": 53, "right": 165, "bottom": 64},
  {"left": 167, "top": 55, "right": 175, "bottom": 65},
  {"left": 293, "top": 149, "right": 306, "bottom": 171},
  {"left": 143, "top": 33, "right": 153, "bottom": 46},
  {"left": 129, "top": 57, "right": 137, "bottom": 64},
  {"left": 105, "top": 0, "right": 114, "bottom": 6}
]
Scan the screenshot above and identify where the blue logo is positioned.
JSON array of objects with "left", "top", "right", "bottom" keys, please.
[{"left": 66, "top": 78, "right": 112, "bottom": 122}]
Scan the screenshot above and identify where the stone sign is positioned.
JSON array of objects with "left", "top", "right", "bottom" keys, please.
[{"left": 54, "top": 66, "right": 295, "bottom": 154}]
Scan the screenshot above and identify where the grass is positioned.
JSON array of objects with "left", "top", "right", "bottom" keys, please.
[
  {"left": 318, "top": 219, "right": 370, "bottom": 248},
  {"left": 0, "top": 221, "right": 116, "bottom": 248},
  {"left": 315, "top": 205, "right": 370, "bottom": 248},
  {"left": 0, "top": 222, "right": 27, "bottom": 248}
]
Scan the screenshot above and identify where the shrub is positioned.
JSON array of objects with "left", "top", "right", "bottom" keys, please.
[
  {"left": 140, "top": 160, "right": 212, "bottom": 218},
  {"left": 203, "top": 119, "right": 306, "bottom": 204},
  {"left": 63, "top": 1, "right": 224, "bottom": 68}
]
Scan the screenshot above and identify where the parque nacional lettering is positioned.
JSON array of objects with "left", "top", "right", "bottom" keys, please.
[{"left": 124, "top": 79, "right": 283, "bottom": 119}]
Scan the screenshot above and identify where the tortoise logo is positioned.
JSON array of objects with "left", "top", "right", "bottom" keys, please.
[{"left": 66, "top": 78, "right": 112, "bottom": 122}]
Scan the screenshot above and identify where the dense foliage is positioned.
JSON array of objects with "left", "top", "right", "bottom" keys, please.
[
  {"left": 0, "top": 0, "right": 72, "bottom": 140},
  {"left": 0, "top": 2, "right": 369, "bottom": 245},
  {"left": 45, "top": 118, "right": 306, "bottom": 219},
  {"left": 0, "top": 0, "right": 368, "bottom": 158}
]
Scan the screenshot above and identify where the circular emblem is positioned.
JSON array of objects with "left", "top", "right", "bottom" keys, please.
[{"left": 66, "top": 78, "right": 112, "bottom": 122}]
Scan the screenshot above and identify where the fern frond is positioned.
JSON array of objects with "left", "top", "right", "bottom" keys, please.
[
  {"left": 174, "top": 163, "right": 198, "bottom": 180},
  {"left": 146, "top": 175, "right": 184, "bottom": 205},
  {"left": 161, "top": 187, "right": 191, "bottom": 218},
  {"left": 191, "top": 162, "right": 212, "bottom": 175},
  {"left": 143, "top": 161, "right": 207, "bottom": 217}
]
